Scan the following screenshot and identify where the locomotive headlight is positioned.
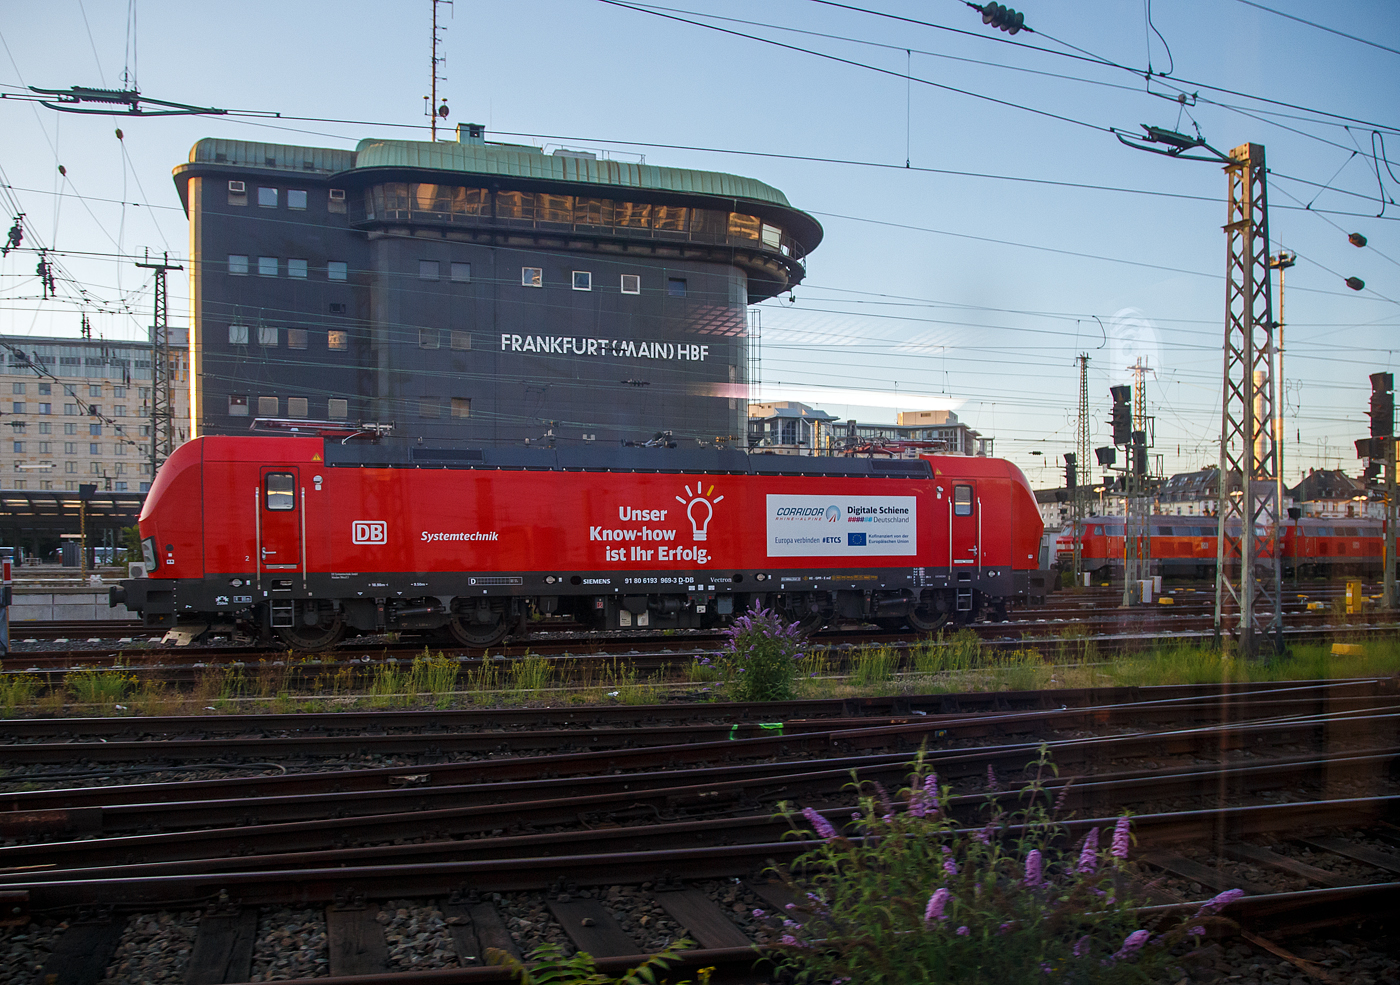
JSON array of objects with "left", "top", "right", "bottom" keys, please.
[
  {"left": 545, "top": 575, "right": 557, "bottom": 584},
  {"left": 141, "top": 537, "right": 156, "bottom": 569}
]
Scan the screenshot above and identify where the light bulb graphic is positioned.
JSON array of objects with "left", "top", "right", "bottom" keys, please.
[
  {"left": 687, "top": 496, "right": 713, "bottom": 541},
  {"left": 675, "top": 483, "right": 723, "bottom": 542}
]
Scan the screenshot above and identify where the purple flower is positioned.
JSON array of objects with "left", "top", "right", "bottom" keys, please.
[
  {"left": 1077, "top": 827, "right": 1100, "bottom": 873},
  {"left": 874, "top": 781, "right": 895, "bottom": 821},
  {"left": 1113, "top": 929, "right": 1150, "bottom": 961},
  {"left": 986, "top": 764, "right": 999, "bottom": 791},
  {"left": 752, "top": 908, "right": 766, "bottom": 918},
  {"left": 924, "top": 887, "right": 950, "bottom": 922},
  {"left": 973, "top": 823, "right": 993, "bottom": 845},
  {"left": 802, "top": 807, "right": 837, "bottom": 841},
  {"left": 1023, "top": 849, "right": 1043, "bottom": 887},
  {"left": 956, "top": 925, "right": 970, "bottom": 936},
  {"left": 1191, "top": 888, "right": 1244, "bottom": 917},
  {"left": 1189, "top": 925, "right": 1205, "bottom": 937},
  {"left": 1054, "top": 780, "right": 1073, "bottom": 812},
  {"left": 1072, "top": 935, "right": 1089, "bottom": 957},
  {"left": 999, "top": 922, "right": 1012, "bottom": 935},
  {"left": 1111, "top": 816, "right": 1131, "bottom": 859},
  {"left": 943, "top": 858, "right": 959, "bottom": 877}
]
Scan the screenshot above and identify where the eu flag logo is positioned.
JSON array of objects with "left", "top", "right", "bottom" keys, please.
[{"left": 848, "top": 532, "right": 867, "bottom": 546}]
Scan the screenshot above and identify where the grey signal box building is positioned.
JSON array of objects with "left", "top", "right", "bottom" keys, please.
[{"left": 173, "top": 126, "right": 821, "bottom": 447}]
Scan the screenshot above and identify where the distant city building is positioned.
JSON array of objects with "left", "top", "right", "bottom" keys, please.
[
  {"left": 1156, "top": 466, "right": 1229, "bottom": 516},
  {"left": 746, "top": 403, "right": 989, "bottom": 457},
  {"left": 174, "top": 128, "right": 821, "bottom": 448},
  {"left": 0, "top": 332, "right": 190, "bottom": 493},
  {"left": 747, "top": 401, "right": 838, "bottom": 454},
  {"left": 1288, "top": 468, "right": 1374, "bottom": 518}
]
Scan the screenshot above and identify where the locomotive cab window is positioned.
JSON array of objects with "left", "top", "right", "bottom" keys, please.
[
  {"left": 953, "top": 484, "right": 973, "bottom": 516},
  {"left": 265, "top": 473, "right": 296, "bottom": 511}
]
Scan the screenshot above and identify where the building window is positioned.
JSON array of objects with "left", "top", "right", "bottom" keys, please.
[
  {"left": 11, "top": 480, "right": 23, "bottom": 490},
  {"left": 620, "top": 274, "right": 640, "bottom": 295},
  {"left": 114, "top": 405, "right": 126, "bottom": 417},
  {"left": 450, "top": 262, "right": 471, "bottom": 283},
  {"left": 114, "top": 481, "right": 127, "bottom": 491},
  {"left": 419, "top": 260, "right": 440, "bottom": 281},
  {"left": 287, "top": 397, "right": 309, "bottom": 418},
  {"left": 228, "top": 254, "right": 249, "bottom": 276},
  {"left": 229, "top": 395, "right": 249, "bottom": 417},
  {"left": 89, "top": 385, "right": 102, "bottom": 398},
  {"left": 327, "top": 261, "right": 348, "bottom": 281},
  {"left": 450, "top": 331, "right": 471, "bottom": 351},
  {"left": 11, "top": 383, "right": 23, "bottom": 394},
  {"left": 327, "top": 398, "right": 348, "bottom": 419},
  {"left": 258, "top": 187, "right": 278, "bottom": 208},
  {"left": 38, "top": 423, "right": 50, "bottom": 434},
  {"left": 65, "top": 462, "right": 76, "bottom": 474},
  {"left": 40, "top": 480, "right": 52, "bottom": 490},
  {"left": 115, "top": 442, "right": 125, "bottom": 455},
  {"left": 38, "top": 442, "right": 50, "bottom": 454},
  {"left": 761, "top": 223, "right": 782, "bottom": 249},
  {"left": 327, "top": 330, "right": 348, "bottom": 351},
  {"left": 229, "top": 324, "right": 249, "bottom": 344},
  {"left": 38, "top": 383, "right": 50, "bottom": 395},
  {"left": 572, "top": 271, "right": 592, "bottom": 291},
  {"left": 419, "top": 328, "right": 439, "bottom": 349},
  {"left": 113, "top": 386, "right": 125, "bottom": 397},
  {"left": 257, "top": 396, "right": 279, "bottom": 417},
  {"left": 287, "top": 329, "right": 308, "bottom": 350},
  {"left": 64, "top": 443, "right": 75, "bottom": 454},
  {"left": 64, "top": 404, "right": 77, "bottom": 415},
  {"left": 64, "top": 423, "right": 76, "bottom": 435},
  {"left": 228, "top": 180, "right": 247, "bottom": 206},
  {"left": 11, "top": 441, "right": 21, "bottom": 453},
  {"left": 11, "top": 402, "right": 22, "bottom": 414},
  {"left": 667, "top": 277, "right": 687, "bottom": 297},
  {"left": 287, "top": 258, "right": 308, "bottom": 279},
  {"left": 38, "top": 403, "right": 50, "bottom": 415},
  {"left": 258, "top": 256, "right": 278, "bottom": 277},
  {"left": 418, "top": 396, "right": 442, "bottom": 418},
  {"left": 90, "top": 443, "right": 100, "bottom": 455},
  {"left": 522, "top": 266, "right": 543, "bottom": 288},
  {"left": 287, "top": 189, "right": 308, "bottom": 210},
  {"left": 90, "top": 462, "right": 101, "bottom": 475},
  {"left": 258, "top": 325, "right": 279, "bottom": 346},
  {"left": 328, "top": 188, "right": 347, "bottom": 213},
  {"left": 451, "top": 397, "right": 471, "bottom": 418}
]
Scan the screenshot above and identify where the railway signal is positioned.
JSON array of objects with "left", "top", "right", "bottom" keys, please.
[
  {"left": 1109, "top": 386, "right": 1133, "bottom": 446},
  {"left": 1064, "top": 452, "right": 1077, "bottom": 493},
  {"left": 1370, "top": 372, "right": 1393, "bottom": 438}
]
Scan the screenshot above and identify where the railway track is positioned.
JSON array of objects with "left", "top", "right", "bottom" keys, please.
[{"left": 2, "top": 678, "right": 1397, "bottom": 982}]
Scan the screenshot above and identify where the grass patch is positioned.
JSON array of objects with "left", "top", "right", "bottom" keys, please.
[
  {"left": 65, "top": 668, "right": 135, "bottom": 712},
  {"left": 0, "top": 674, "right": 42, "bottom": 716}
]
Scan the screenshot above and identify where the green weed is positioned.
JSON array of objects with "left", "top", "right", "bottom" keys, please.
[
  {"left": 65, "top": 669, "right": 134, "bottom": 712},
  {"left": 0, "top": 674, "right": 42, "bottom": 716}
]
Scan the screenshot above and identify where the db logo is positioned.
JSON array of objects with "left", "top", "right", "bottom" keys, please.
[{"left": 353, "top": 520, "right": 387, "bottom": 545}]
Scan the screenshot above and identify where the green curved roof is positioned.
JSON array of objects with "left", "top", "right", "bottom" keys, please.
[{"left": 352, "top": 139, "right": 795, "bottom": 209}]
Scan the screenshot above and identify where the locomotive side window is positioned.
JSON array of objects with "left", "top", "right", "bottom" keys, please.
[
  {"left": 953, "top": 484, "right": 973, "bottom": 516},
  {"left": 265, "top": 473, "right": 296, "bottom": 511}
]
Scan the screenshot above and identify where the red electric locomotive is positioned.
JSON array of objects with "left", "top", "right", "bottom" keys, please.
[{"left": 114, "top": 435, "right": 1049, "bottom": 649}]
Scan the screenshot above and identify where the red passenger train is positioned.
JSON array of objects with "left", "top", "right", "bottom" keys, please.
[
  {"left": 115, "top": 435, "right": 1050, "bottom": 649},
  {"left": 1055, "top": 516, "right": 1386, "bottom": 579}
]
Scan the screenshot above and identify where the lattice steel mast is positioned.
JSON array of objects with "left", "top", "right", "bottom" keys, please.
[
  {"left": 135, "top": 252, "right": 182, "bottom": 480},
  {"left": 1214, "top": 143, "right": 1283, "bottom": 655},
  {"left": 1072, "top": 354, "right": 1090, "bottom": 582}
]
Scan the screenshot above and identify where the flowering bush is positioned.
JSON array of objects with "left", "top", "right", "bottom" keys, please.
[
  {"left": 718, "top": 606, "right": 803, "bottom": 701},
  {"left": 774, "top": 746, "right": 1235, "bottom": 983}
]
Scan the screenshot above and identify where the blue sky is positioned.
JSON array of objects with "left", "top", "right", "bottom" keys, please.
[{"left": 0, "top": 0, "right": 1396, "bottom": 489}]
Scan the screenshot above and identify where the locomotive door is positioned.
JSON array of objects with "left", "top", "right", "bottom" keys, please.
[
  {"left": 258, "top": 469, "right": 304, "bottom": 577},
  {"left": 949, "top": 482, "right": 980, "bottom": 612}
]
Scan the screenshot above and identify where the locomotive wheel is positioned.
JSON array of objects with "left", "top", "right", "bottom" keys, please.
[
  {"left": 447, "top": 606, "right": 511, "bottom": 647},
  {"left": 906, "top": 602, "right": 950, "bottom": 633},
  {"left": 274, "top": 608, "right": 347, "bottom": 651}
]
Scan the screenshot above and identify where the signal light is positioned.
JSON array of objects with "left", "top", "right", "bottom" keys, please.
[
  {"left": 1109, "top": 385, "right": 1133, "bottom": 445},
  {"left": 1131, "top": 431, "right": 1147, "bottom": 477},
  {"left": 1095, "top": 446, "right": 1116, "bottom": 468},
  {"left": 1349, "top": 232, "right": 1368, "bottom": 248},
  {"left": 1356, "top": 437, "right": 1380, "bottom": 460},
  {"left": 977, "top": 2, "right": 1027, "bottom": 34},
  {"left": 1371, "top": 372, "right": 1394, "bottom": 439},
  {"left": 1064, "top": 452, "right": 1077, "bottom": 492},
  {"left": 1346, "top": 276, "right": 1366, "bottom": 291}
]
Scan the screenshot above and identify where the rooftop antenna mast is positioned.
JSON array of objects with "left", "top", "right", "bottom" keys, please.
[{"left": 425, "top": 0, "right": 453, "bottom": 140}]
